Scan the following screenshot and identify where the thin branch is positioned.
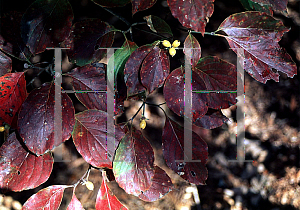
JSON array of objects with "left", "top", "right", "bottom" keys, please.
[{"left": 99, "top": 5, "right": 131, "bottom": 26}]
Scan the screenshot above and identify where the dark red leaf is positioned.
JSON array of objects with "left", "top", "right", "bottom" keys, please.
[
  {"left": 22, "top": 185, "right": 68, "bottom": 210},
  {"left": 92, "top": 0, "right": 130, "bottom": 7},
  {"left": 68, "top": 63, "right": 107, "bottom": 111},
  {"left": 140, "top": 46, "right": 170, "bottom": 93},
  {"left": 164, "top": 57, "right": 238, "bottom": 122},
  {"left": 183, "top": 33, "right": 201, "bottom": 67},
  {"left": 18, "top": 82, "right": 75, "bottom": 155},
  {"left": 143, "top": 15, "right": 173, "bottom": 37},
  {"left": 113, "top": 129, "right": 154, "bottom": 196},
  {"left": 124, "top": 42, "right": 158, "bottom": 96},
  {"left": 95, "top": 176, "right": 128, "bottom": 210},
  {"left": 217, "top": 11, "right": 297, "bottom": 83},
  {"left": 132, "top": 0, "right": 157, "bottom": 14},
  {"left": 241, "top": 0, "right": 288, "bottom": 15},
  {"left": 20, "top": 0, "right": 73, "bottom": 55},
  {"left": 65, "top": 19, "right": 115, "bottom": 67},
  {"left": 0, "top": 36, "right": 12, "bottom": 76},
  {"left": 0, "top": 72, "right": 27, "bottom": 126},
  {"left": 66, "top": 192, "right": 84, "bottom": 210},
  {"left": 72, "top": 109, "right": 124, "bottom": 169},
  {"left": 167, "top": 0, "right": 214, "bottom": 35},
  {"left": 162, "top": 118, "right": 208, "bottom": 185},
  {"left": 194, "top": 109, "right": 228, "bottom": 129},
  {"left": 0, "top": 133, "right": 53, "bottom": 192},
  {"left": 138, "top": 166, "right": 173, "bottom": 202}
]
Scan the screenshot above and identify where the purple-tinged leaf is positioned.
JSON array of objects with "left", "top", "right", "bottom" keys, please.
[
  {"left": 18, "top": 82, "right": 75, "bottom": 155},
  {"left": 143, "top": 15, "right": 173, "bottom": 37},
  {"left": 21, "top": 0, "right": 73, "bottom": 55},
  {"left": 113, "top": 129, "right": 154, "bottom": 196},
  {"left": 138, "top": 166, "right": 173, "bottom": 202},
  {"left": 66, "top": 193, "right": 84, "bottom": 210},
  {"left": 217, "top": 11, "right": 297, "bottom": 83},
  {"left": 184, "top": 33, "right": 201, "bottom": 67},
  {"left": 140, "top": 46, "right": 170, "bottom": 93},
  {"left": 124, "top": 42, "right": 158, "bottom": 96},
  {"left": 22, "top": 185, "right": 68, "bottom": 210},
  {"left": 65, "top": 19, "right": 115, "bottom": 67},
  {"left": 239, "top": 0, "right": 288, "bottom": 16},
  {"left": 132, "top": 0, "right": 157, "bottom": 14},
  {"left": 95, "top": 176, "right": 128, "bottom": 210},
  {"left": 72, "top": 109, "right": 124, "bottom": 169},
  {"left": 0, "top": 36, "right": 12, "bottom": 76},
  {"left": 68, "top": 63, "right": 107, "bottom": 111},
  {"left": 167, "top": 0, "right": 214, "bottom": 35},
  {"left": 0, "top": 133, "right": 53, "bottom": 192},
  {"left": 194, "top": 109, "right": 228, "bottom": 129},
  {"left": 162, "top": 118, "right": 208, "bottom": 185},
  {"left": 92, "top": 0, "right": 130, "bottom": 7},
  {"left": 0, "top": 72, "right": 27, "bottom": 126}
]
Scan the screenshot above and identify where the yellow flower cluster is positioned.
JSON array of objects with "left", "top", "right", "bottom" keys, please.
[{"left": 162, "top": 40, "right": 180, "bottom": 57}]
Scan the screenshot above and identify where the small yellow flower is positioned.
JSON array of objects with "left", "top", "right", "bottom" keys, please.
[
  {"left": 140, "top": 119, "right": 147, "bottom": 129},
  {"left": 169, "top": 47, "right": 176, "bottom": 57},
  {"left": 0, "top": 126, "right": 4, "bottom": 132},
  {"left": 85, "top": 181, "right": 94, "bottom": 191},
  {"left": 162, "top": 40, "right": 171, "bottom": 48},
  {"left": 172, "top": 40, "right": 180, "bottom": 48}
]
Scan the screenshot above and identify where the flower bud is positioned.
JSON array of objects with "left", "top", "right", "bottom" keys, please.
[
  {"left": 169, "top": 47, "right": 176, "bottom": 57},
  {"left": 172, "top": 40, "right": 180, "bottom": 48},
  {"left": 0, "top": 126, "right": 4, "bottom": 132},
  {"left": 162, "top": 40, "right": 171, "bottom": 48},
  {"left": 140, "top": 119, "right": 146, "bottom": 129},
  {"left": 85, "top": 181, "right": 94, "bottom": 191}
]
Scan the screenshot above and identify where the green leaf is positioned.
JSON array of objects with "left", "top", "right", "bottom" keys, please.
[
  {"left": 108, "top": 40, "right": 138, "bottom": 79},
  {"left": 238, "top": 0, "right": 288, "bottom": 16},
  {"left": 143, "top": 15, "right": 173, "bottom": 37}
]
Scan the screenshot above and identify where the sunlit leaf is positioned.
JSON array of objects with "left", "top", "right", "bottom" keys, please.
[
  {"left": 124, "top": 42, "right": 158, "bottom": 96},
  {"left": 140, "top": 46, "right": 170, "bottom": 93},
  {"left": 95, "top": 176, "right": 128, "bottom": 210},
  {"left": 143, "top": 15, "right": 173, "bottom": 37},
  {"left": 183, "top": 33, "right": 201, "bottom": 67},
  {"left": 108, "top": 40, "right": 138, "bottom": 78},
  {"left": 132, "top": 0, "right": 157, "bottom": 15},
  {"left": 22, "top": 185, "right": 68, "bottom": 210},
  {"left": 113, "top": 129, "right": 154, "bottom": 196},
  {"left": 167, "top": 0, "right": 214, "bottom": 35},
  {"left": 66, "top": 192, "right": 84, "bottom": 210},
  {"left": 18, "top": 82, "right": 75, "bottom": 155},
  {"left": 217, "top": 11, "right": 297, "bottom": 83},
  {"left": 65, "top": 19, "right": 115, "bottom": 66},
  {"left": 72, "top": 109, "right": 124, "bottom": 169},
  {"left": 162, "top": 118, "right": 208, "bottom": 185},
  {"left": 0, "top": 72, "right": 27, "bottom": 126},
  {"left": 138, "top": 166, "right": 173, "bottom": 202},
  {"left": 0, "top": 132, "right": 53, "bottom": 192},
  {"left": 92, "top": 0, "right": 130, "bottom": 7},
  {"left": 68, "top": 63, "right": 107, "bottom": 111},
  {"left": 21, "top": 0, "right": 73, "bottom": 55}
]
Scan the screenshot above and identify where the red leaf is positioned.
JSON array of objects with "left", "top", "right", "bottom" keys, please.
[
  {"left": 194, "top": 109, "right": 228, "bottom": 129},
  {"left": 251, "top": 0, "right": 288, "bottom": 15},
  {"left": 140, "top": 46, "right": 170, "bottom": 93},
  {"left": 72, "top": 109, "right": 124, "bottom": 169},
  {"left": 113, "top": 129, "right": 154, "bottom": 196},
  {"left": 95, "top": 177, "right": 128, "bottom": 210},
  {"left": 22, "top": 185, "right": 68, "bottom": 210},
  {"left": 0, "top": 72, "right": 27, "bottom": 126},
  {"left": 20, "top": 0, "right": 73, "bottom": 55},
  {"left": 65, "top": 19, "right": 115, "bottom": 67},
  {"left": 68, "top": 63, "right": 107, "bottom": 111},
  {"left": 66, "top": 193, "right": 84, "bottom": 210},
  {"left": 218, "top": 11, "right": 297, "bottom": 83},
  {"left": 0, "top": 133, "right": 53, "bottom": 192},
  {"left": 18, "top": 82, "right": 75, "bottom": 155},
  {"left": 124, "top": 42, "right": 158, "bottom": 96},
  {"left": 138, "top": 166, "right": 173, "bottom": 202},
  {"left": 0, "top": 35, "right": 12, "bottom": 76},
  {"left": 183, "top": 33, "right": 201, "bottom": 67},
  {"left": 167, "top": 0, "right": 214, "bottom": 35},
  {"left": 164, "top": 57, "right": 238, "bottom": 122},
  {"left": 162, "top": 118, "right": 208, "bottom": 185},
  {"left": 132, "top": 0, "right": 157, "bottom": 15}
]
